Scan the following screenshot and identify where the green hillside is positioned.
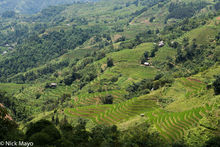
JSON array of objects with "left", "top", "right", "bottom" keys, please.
[{"left": 1, "top": 0, "right": 220, "bottom": 146}]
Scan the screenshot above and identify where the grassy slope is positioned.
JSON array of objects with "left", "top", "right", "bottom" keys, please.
[
  {"left": 0, "top": 83, "right": 28, "bottom": 95},
  {"left": 99, "top": 43, "right": 157, "bottom": 80}
]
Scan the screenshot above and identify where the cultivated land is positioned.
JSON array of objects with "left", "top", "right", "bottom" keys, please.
[
  {"left": 0, "top": 0, "right": 220, "bottom": 145},
  {"left": 10, "top": 17, "right": 219, "bottom": 143}
]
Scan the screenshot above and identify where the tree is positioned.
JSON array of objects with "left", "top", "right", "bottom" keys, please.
[
  {"left": 150, "top": 45, "right": 159, "bottom": 57},
  {"left": 121, "top": 123, "right": 165, "bottom": 147},
  {"left": 90, "top": 125, "right": 120, "bottom": 147},
  {"left": 64, "top": 75, "right": 74, "bottom": 86},
  {"left": 213, "top": 75, "right": 220, "bottom": 95},
  {"left": 149, "top": 17, "right": 155, "bottom": 22},
  {"left": 107, "top": 58, "right": 114, "bottom": 67},
  {"left": 140, "top": 51, "right": 149, "bottom": 64},
  {"left": 64, "top": 72, "right": 80, "bottom": 86},
  {"left": 29, "top": 132, "right": 52, "bottom": 146},
  {"left": 101, "top": 94, "right": 113, "bottom": 104},
  {"left": 26, "top": 119, "right": 61, "bottom": 146},
  {"left": 45, "top": 83, "right": 50, "bottom": 88},
  {"left": 169, "top": 41, "right": 179, "bottom": 48},
  {"left": 0, "top": 107, "right": 23, "bottom": 140},
  {"left": 55, "top": 115, "right": 59, "bottom": 126},
  {"left": 205, "top": 136, "right": 220, "bottom": 147},
  {"left": 51, "top": 115, "right": 55, "bottom": 123},
  {"left": 60, "top": 118, "right": 90, "bottom": 146},
  {"left": 35, "top": 93, "right": 41, "bottom": 99},
  {"left": 0, "top": 90, "right": 28, "bottom": 121}
]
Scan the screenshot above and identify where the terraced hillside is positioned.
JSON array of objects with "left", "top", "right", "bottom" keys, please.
[
  {"left": 63, "top": 68, "right": 219, "bottom": 143},
  {"left": 163, "top": 77, "right": 207, "bottom": 110},
  {"left": 65, "top": 92, "right": 215, "bottom": 143},
  {"left": 65, "top": 94, "right": 158, "bottom": 125},
  {"left": 149, "top": 104, "right": 213, "bottom": 142},
  {"left": 14, "top": 84, "right": 76, "bottom": 113},
  {"left": 33, "top": 15, "right": 220, "bottom": 143},
  {"left": 73, "top": 89, "right": 127, "bottom": 106},
  {"left": 1, "top": 0, "right": 220, "bottom": 145},
  {"left": 175, "top": 25, "right": 219, "bottom": 44}
]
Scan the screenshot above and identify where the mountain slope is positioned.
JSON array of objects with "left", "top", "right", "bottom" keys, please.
[
  {"left": 0, "top": 0, "right": 220, "bottom": 146},
  {"left": 0, "top": 0, "right": 97, "bottom": 14}
]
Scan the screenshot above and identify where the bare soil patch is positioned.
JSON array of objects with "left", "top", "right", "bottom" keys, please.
[{"left": 113, "top": 34, "right": 122, "bottom": 42}]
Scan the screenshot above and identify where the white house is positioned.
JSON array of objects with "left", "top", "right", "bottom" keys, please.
[
  {"left": 50, "top": 83, "right": 57, "bottom": 88},
  {"left": 140, "top": 113, "right": 145, "bottom": 117},
  {"left": 158, "top": 41, "right": 164, "bottom": 47},
  {"left": 144, "top": 62, "right": 150, "bottom": 66}
]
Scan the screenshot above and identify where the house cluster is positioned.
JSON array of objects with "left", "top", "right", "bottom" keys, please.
[{"left": 142, "top": 41, "right": 165, "bottom": 66}]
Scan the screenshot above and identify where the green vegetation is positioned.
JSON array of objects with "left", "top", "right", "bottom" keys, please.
[
  {"left": 0, "top": 0, "right": 220, "bottom": 146},
  {"left": 213, "top": 75, "right": 220, "bottom": 95}
]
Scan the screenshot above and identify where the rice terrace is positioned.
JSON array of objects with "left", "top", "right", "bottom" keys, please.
[{"left": 0, "top": 0, "right": 220, "bottom": 146}]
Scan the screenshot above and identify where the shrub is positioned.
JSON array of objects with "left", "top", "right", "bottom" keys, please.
[
  {"left": 35, "top": 93, "right": 41, "bottom": 99},
  {"left": 101, "top": 94, "right": 113, "bottom": 104},
  {"left": 213, "top": 75, "right": 220, "bottom": 95},
  {"left": 107, "top": 58, "right": 114, "bottom": 67}
]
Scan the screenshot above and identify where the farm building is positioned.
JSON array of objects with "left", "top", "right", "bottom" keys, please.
[
  {"left": 50, "top": 83, "right": 57, "bottom": 88},
  {"left": 158, "top": 41, "right": 164, "bottom": 47},
  {"left": 144, "top": 62, "right": 150, "bottom": 66}
]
